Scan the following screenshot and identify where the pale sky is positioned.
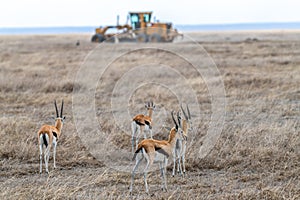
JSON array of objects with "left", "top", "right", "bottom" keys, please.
[{"left": 1, "top": 0, "right": 300, "bottom": 27}]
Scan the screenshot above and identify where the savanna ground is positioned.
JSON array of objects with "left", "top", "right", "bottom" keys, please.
[{"left": 0, "top": 31, "right": 299, "bottom": 199}]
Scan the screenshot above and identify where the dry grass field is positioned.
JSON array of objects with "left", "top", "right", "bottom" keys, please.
[{"left": 0, "top": 31, "right": 299, "bottom": 199}]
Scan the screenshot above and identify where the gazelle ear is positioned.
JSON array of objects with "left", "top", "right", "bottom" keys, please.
[{"left": 145, "top": 102, "right": 148, "bottom": 108}]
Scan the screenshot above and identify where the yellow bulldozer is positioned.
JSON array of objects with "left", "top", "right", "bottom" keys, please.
[{"left": 91, "top": 12, "right": 183, "bottom": 43}]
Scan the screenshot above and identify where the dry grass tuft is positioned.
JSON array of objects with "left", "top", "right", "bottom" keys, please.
[{"left": 0, "top": 33, "right": 299, "bottom": 199}]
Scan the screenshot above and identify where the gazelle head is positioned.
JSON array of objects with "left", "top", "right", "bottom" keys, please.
[
  {"left": 145, "top": 101, "right": 155, "bottom": 117},
  {"left": 145, "top": 101, "right": 155, "bottom": 110},
  {"left": 180, "top": 103, "right": 193, "bottom": 132},
  {"left": 171, "top": 110, "right": 184, "bottom": 140},
  {"left": 54, "top": 100, "right": 66, "bottom": 125}
]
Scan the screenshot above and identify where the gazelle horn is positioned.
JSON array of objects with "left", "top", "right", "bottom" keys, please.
[
  {"left": 60, "top": 100, "right": 64, "bottom": 117},
  {"left": 180, "top": 104, "right": 189, "bottom": 120},
  {"left": 54, "top": 100, "right": 59, "bottom": 118},
  {"left": 171, "top": 111, "right": 178, "bottom": 130},
  {"left": 187, "top": 104, "right": 191, "bottom": 119},
  {"left": 177, "top": 111, "right": 182, "bottom": 128}
]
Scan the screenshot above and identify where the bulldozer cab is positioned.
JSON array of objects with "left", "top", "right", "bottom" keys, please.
[{"left": 129, "top": 12, "right": 152, "bottom": 30}]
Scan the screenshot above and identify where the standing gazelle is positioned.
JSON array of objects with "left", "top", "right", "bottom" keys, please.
[
  {"left": 173, "top": 104, "right": 192, "bottom": 176},
  {"left": 131, "top": 101, "right": 155, "bottom": 153},
  {"left": 130, "top": 111, "right": 183, "bottom": 194},
  {"left": 38, "top": 100, "right": 65, "bottom": 174}
]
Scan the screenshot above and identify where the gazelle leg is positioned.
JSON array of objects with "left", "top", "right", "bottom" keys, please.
[
  {"left": 141, "top": 125, "right": 146, "bottom": 139},
  {"left": 163, "top": 157, "right": 168, "bottom": 191},
  {"left": 172, "top": 159, "right": 176, "bottom": 177},
  {"left": 177, "top": 155, "right": 180, "bottom": 173},
  {"left": 182, "top": 155, "right": 186, "bottom": 176},
  {"left": 159, "top": 162, "right": 163, "bottom": 190},
  {"left": 177, "top": 146, "right": 183, "bottom": 175},
  {"left": 177, "top": 156, "right": 183, "bottom": 176},
  {"left": 172, "top": 148, "right": 176, "bottom": 177},
  {"left": 39, "top": 144, "right": 43, "bottom": 174},
  {"left": 136, "top": 126, "right": 142, "bottom": 150},
  {"left": 44, "top": 146, "right": 50, "bottom": 174},
  {"left": 149, "top": 128, "right": 153, "bottom": 139},
  {"left": 144, "top": 164, "right": 149, "bottom": 194},
  {"left": 130, "top": 155, "right": 143, "bottom": 194},
  {"left": 182, "top": 143, "right": 187, "bottom": 175},
  {"left": 53, "top": 140, "right": 57, "bottom": 169},
  {"left": 131, "top": 122, "right": 137, "bottom": 154},
  {"left": 143, "top": 150, "right": 153, "bottom": 194},
  {"left": 159, "top": 161, "right": 167, "bottom": 191},
  {"left": 134, "top": 125, "right": 142, "bottom": 151}
]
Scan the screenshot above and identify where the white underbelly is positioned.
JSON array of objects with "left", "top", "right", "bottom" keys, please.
[{"left": 154, "top": 151, "right": 166, "bottom": 163}]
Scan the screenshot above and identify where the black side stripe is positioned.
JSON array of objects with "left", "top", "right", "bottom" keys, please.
[
  {"left": 155, "top": 146, "right": 169, "bottom": 158},
  {"left": 135, "top": 121, "right": 145, "bottom": 126},
  {"left": 132, "top": 147, "right": 143, "bottom": 161},
  {"left": 145, "top": 121, "right": 152, "bottom": 129},
  {"left": 52, "top": 131, "right": 57, "bottom": 138}
]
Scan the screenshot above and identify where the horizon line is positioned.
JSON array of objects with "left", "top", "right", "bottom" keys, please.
[{"left": 1, "top": 21, "right": 300, "bottom": 29}]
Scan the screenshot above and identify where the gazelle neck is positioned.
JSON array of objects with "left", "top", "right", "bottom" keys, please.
[
  {"left": 147, "top": 108, "right": 153, "bottom": 118},
  {"left": 182, "top": 119, "right": 189, "bottom": 135},
  {"left": 55, "top": 118, "right": 63, "bottom": 132},
  {"left": 168, "top": 128, "right": 179, "bottom": 146}
]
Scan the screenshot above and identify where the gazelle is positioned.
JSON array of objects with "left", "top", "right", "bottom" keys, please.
[
  {"left": 172, "top": 111, "right": 184, "bottom": 176},
  {"left": 37, "top": 100, "right": 65, "bottom": 174},
  {"left": 173, "top": 104, "right": 192, "bottom": 176},
  {"left": 131, "top": 101, "right": 155, "bottom": 153},
  {"left": 130, "top": 111, "right": 183, "bottom": 194}
]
